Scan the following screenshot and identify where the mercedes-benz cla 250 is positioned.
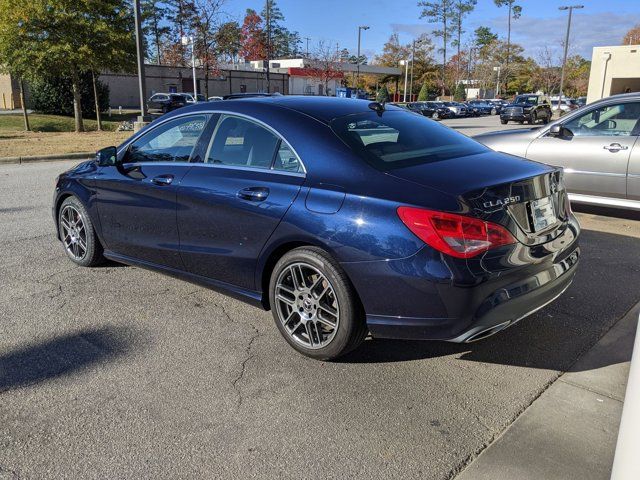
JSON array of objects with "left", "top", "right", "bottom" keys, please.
[{"left": 53, "top": 97, "right": 580, "bottom": 360}]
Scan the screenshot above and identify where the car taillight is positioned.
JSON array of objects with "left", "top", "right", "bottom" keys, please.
[{"left": 397, "top": 207, "right": 516, "bottom": 259}]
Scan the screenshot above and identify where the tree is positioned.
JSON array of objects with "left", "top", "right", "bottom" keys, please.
[
  {"left": 191, "top": 0, "right": 225, "bottom": 98},
  {"left": 473, "top": 26, "right": 497, "bottom": 51},
  {"left": 419, "top": 0, "right": 455, "bottom": 95},
  {"left": 532, "top": 46, "right": 561, "bottom": 94},
  {"left": 452, "top": 0, "right": 476, "bottom": 85},
  {"left": 377, "top": 85, "right": 389, "bottom": 103},
  {"left": 417, "top": 81, "right": 430, "bottom": 100},
  {"left": 240, "top": 9, "right": 266, "bottom": 61},
  {"left": 308, "top": 40, "right": 343, "bottom": 96},
  {"left": 375, "top": 33, "right": 411, "bottom": 94},
  {"left": 453, "top": 82, "right": 466, "bottom": 100},
  {"left": 0, "top": 0, "right": 135, "bottom": 132},
  {"left": 142, "top": 0, "right": 172, "bottom": 64},
  {"left": 494, "top": 0, "right": 522, "bottom": 88},
  {"left": 216, "top": 21, "right": 242, "bottom": 63},
  {"left": 622, "top": 24, "right": 640, "bottom": 45},
  {"left": 165, "top": 0, "right": 198, "bottom": 65}
]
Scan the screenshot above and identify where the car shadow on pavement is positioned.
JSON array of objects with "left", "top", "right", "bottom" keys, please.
[
  {"left": 0, "top": 326, "right": 137, "bottom": 392},
  {"left": 340, "top": 228, "right": 640, "bottom": 373}
]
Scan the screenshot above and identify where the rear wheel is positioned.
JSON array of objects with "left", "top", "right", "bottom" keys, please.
[
  {"left": 58, "top": 196, "right": 104, "bottom": 267},
  {"left": 433, "top": 111, "right": 440, "bottom": 120},
  {"left": 269, "top": 247, "right": 367, "bottom": 360},
  {"left": 491, "top": 108, "right": 497, "bottom": 115}
]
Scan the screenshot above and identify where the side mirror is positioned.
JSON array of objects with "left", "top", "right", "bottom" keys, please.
[
  {"left": 96, "top": 146, "right": 118, "bottom": 166},
  {"left": 548, "top": 124, "right": 562, "bottom": 137}
]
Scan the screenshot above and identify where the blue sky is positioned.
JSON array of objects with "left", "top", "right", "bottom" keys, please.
[{"left": 223, "top": 0, "right": 640, "bottom": 62}]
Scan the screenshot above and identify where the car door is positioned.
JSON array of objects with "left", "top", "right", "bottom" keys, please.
[
  {"left": 526, "top": 101, "right": 640, "bottom": 199},
  {"left": 627, "top": 136, "right": 640, "bottom": 202},
  {"left": 94, "top": 114, "right": 211, "bottom": 268},
  {"left": 177, "top": 114, "right": 305, "bottom": 290}
]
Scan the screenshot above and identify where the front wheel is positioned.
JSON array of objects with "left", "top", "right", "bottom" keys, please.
[
  {"left": 269, "top": 247, "right": 367, "bottom": 360},
  {"left": 491, "top": 108, "right": 497, "bottom": 115},
  {"left": 433, "top": 112, "right": 439, "bottom": 120},
  {"left": 58, "top": 196, "right": 104, "bottom": 267},
  {"left": 500, "top": 119, "right": 508, "bottom": 125}
]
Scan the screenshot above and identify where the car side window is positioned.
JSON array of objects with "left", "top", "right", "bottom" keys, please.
[
  {"left": 205, "top": 115, "right": 280, "bottom": 169},
  {"left": 127, "top": 115, "right": 209, "bottom": 163},
  {"left": 563, "top": 102, "right": 640, "bottom": 137},
  {"left": 273, "top": 142, "right": 303, "bottom": 173}
]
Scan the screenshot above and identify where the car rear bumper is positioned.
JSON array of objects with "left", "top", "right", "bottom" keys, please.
[
  {"left": 362, "top": 246, "right": 579, "bottom": 342},
  {"left": 342, "top": 214, "right": 580, "bottom": 342}
]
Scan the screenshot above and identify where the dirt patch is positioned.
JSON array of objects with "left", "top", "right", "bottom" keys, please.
[{"left": 0, "top": 131, "right": 132, "bottom": 158}]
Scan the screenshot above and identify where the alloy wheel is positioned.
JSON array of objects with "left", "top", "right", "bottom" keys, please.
[
  {"left": 274, "top": 262, "right": 340, "bottom": 349},
  {"left": 60, "top": 205, "right": 87, "bottom": 261}
]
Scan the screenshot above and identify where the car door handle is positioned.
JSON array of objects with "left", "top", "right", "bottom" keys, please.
[
  {"left": 603, "top": 143, "right": 628, "bottom": 152},
  {"left": 237, "top": 187, "right": 269, "bottom": 201},
  {"left": 151, "top": 174, "right": 174, "bottom": 185}
]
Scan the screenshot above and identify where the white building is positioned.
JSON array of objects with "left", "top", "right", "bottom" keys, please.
[
  {"left": 587, "top": 45, "right": 640, "bottom": 103},
  {"left": 251, "top": 59, "right": 402, "bottom": 96}
]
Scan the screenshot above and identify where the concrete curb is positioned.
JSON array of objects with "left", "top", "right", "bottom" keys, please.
[{"left": 0, "top": 152, "right": 93, "bottom": 165}]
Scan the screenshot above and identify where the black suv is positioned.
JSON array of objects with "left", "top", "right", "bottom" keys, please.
[{"left": 500, "top": 94, "right": 552, "bottom": 125}]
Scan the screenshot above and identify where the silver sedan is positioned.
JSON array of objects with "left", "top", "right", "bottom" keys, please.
[{"left": 475, "top": 92, "right": 640, "bottom": 211}]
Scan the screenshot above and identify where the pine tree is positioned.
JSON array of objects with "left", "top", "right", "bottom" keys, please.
[
  {"left": 376, "top": 85, "right": 389, "bottom": 103},
  {"left": 454, "top": 82, "right": 466, "bottom": 100},
  {"left": 418, "top": 81, "right": 430, "bottom": 101}
]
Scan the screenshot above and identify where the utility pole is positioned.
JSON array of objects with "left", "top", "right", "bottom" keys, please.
[
  {"left": 466, "top": 47, "right": 474, "bottom": 99},
  {"left": 558, "top": 5, "right": 584, "bottom": 101},
  {"left": 133, "top": 0, "right": 150, "bottom": 131},
  {"left": 181, "top": 36, "right": 197, "bottom": 99},
  {"left": 356, "top": 25, "right": 369, "bottom": 88},
  {"left": 401, "top": 60, "right": 409, "bottom": 102},
  {"left": 304, "top": 37, "right": 310, "bottom": 58},
  {"left": 493, "top": 66, "right": 501, "bottom": 97}
]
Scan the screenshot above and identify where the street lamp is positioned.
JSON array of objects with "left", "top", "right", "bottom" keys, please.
[
  {"left": 400, "top": 59, "right": 409, "bottom": 102},
  {"left": 558, "top": 5, "right": 584, "bottom": 102},
  {"left": 181, "top": 35, "right": 198, "bottom": 100},
  {"left": 133, "top": 0, "right": 150, "bottom": 129},
  {"left": 356, "top": 26, "right": 369, "bottom": 88},
  {"left": 493, "top": 65, "right": 501, "bottom": 97}
]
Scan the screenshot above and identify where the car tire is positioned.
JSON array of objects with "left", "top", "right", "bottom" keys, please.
[
  {"left": 269, "top": 247, "right": 367, "bottom": 360},
  {"left": 491, "top": 108, "right": 497, "bottom": 115},
  {"left": 500, "top": 119, "right": 508, "bottom": 125},
  {"left": 433, "top": 112, "right": 439, "bottom": 120},
  {"left": 58, "top": 196, "right": 104, "bottom": 267}
]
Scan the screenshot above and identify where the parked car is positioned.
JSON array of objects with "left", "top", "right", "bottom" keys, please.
[
  {"left": 423, "top": 101, "right": 453, "bottom": 119},
  {"left": 500, "top": 94, "right": 553, "bottom": 125},
  {"left": 53, "top": 96, "right": 580, "bottom": 360},
  {"left": 443, "top": 101, "right": 469, "bottom": 117},
  {"left": 551, "top": 98, "right": 578, "bottom": 115},
  {"left": 208, "top": 96, "right": 223, "bottom": 101},
  {"left": 576, "top": 96, "right": 587, "bottom": 107},
  {"left": 467, "top": 100, "right": 496, "bottom": 115},
  {"left": 180, "top": 93, "right": 207, "bottom": 103},
  {"left": 486, "top": 100, "right": 505, "bottom": 114},
  {"left": 147, "top": 93, "right": 188, "bottom": 114},
  {"left": 475, "top": 92, "right": 640, "bottom": 211}
]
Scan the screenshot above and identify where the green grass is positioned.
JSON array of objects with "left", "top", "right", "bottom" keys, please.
[{"left": 0, "top": 113, "right": 137, "bottom": 132}]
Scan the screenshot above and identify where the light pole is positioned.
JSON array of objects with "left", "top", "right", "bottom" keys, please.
[
  {"left": 409, "top": 40, "right": 416, "bottom": 102},
  {"left": 133, "top": 0, "right": 150, "bottom": 129},
  {"left": 181, "top": 35, "right": 198, "bottom": 100},
  {"left": 400, "top": 60, "right": 409, "bottom": 102},
  {"left": 466, "top": 47, "right": 475, "bottom": 99},
  {"left": 356, "top": 25, "right": 369, "bottom": 88},
  {"left": 493, "top": 66, "right": 501, "bottom": 97},
  {"left": 558, "top": 5, "right": 584, "bottom": 101}
]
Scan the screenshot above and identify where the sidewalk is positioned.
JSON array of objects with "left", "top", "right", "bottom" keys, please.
[{"left": 455, "top": 302, "right": 639, "bottom": 480}]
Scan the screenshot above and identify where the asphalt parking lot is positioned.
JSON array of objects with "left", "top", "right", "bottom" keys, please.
[{"left": 1, "top": 115, "right": 639, "bottom": 479}]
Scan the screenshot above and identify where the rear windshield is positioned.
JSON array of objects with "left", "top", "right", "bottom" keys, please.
[{"left": 330, "top": 111, "right": 487, "bottom": 171}]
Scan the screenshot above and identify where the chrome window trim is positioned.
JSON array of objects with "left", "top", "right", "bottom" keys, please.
[
  {"left": 563, "top": 168, "right": 627, "bottom": 178},
  {"left": 186, "top": 162, "right": 306, "bottom": 178},
  {"left": 117, "top": 110, "right": 307, "bottom": 175}
]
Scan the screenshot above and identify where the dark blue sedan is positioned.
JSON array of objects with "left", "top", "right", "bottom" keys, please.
[{"left": 53, "top": 96, "right": 580, "bottom": 360}]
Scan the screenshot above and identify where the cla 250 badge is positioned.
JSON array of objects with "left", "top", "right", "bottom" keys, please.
[{"left": 483, "top": 196, "right": 521, "bottom": 208}]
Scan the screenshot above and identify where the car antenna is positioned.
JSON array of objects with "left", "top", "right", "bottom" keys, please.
[{"left": 368, "top": 101, "right": 385, "bottom": 116}]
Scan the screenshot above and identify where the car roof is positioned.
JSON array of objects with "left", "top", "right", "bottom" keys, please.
[{"left": 182, "top": 95, "right": 403, "bottom": 123}]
